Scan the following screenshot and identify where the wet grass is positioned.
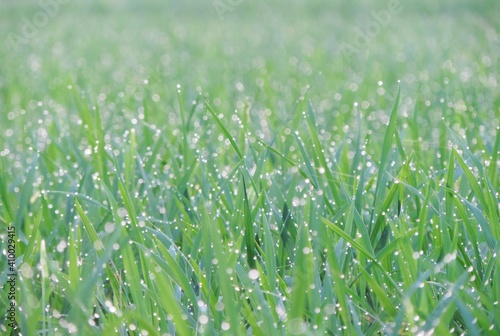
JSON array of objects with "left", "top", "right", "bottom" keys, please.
[{"left": 1, "top": 0, "right": 500, "bottom": 335}]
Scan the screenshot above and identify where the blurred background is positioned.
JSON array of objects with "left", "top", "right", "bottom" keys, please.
[{"left": 1, "top": 0, "right": 499, "bottom": 163}]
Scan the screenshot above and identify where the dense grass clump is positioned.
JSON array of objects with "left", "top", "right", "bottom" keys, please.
[{"left": 1, "top": 0, "right": 499, "bottom": 335}]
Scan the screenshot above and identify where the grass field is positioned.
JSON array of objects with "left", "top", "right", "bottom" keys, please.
[{"left": 1, "top": 0, "right": 499, "bottom": 335}]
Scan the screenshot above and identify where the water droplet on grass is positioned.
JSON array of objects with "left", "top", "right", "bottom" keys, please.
[{"left": 249, "top": 269, "right": 259, "bottom": 280}]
